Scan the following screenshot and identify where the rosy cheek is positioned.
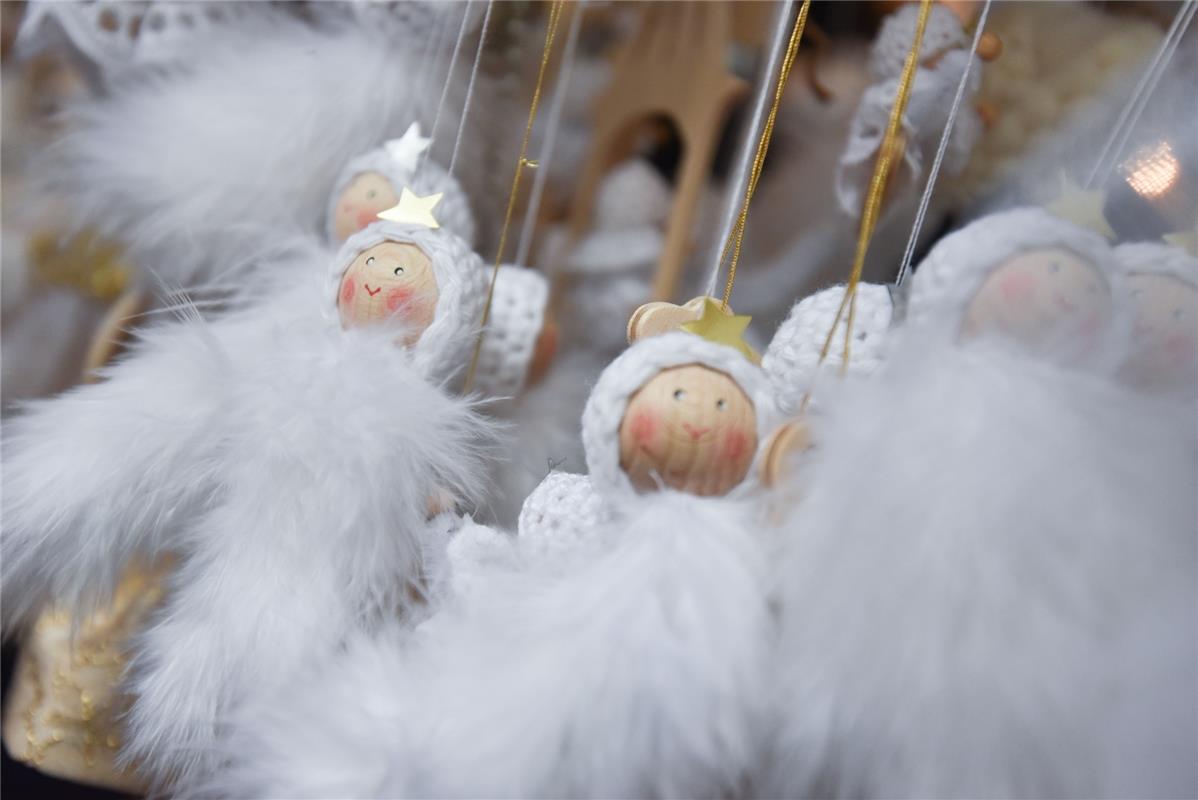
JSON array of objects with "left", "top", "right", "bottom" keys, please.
[
  {"left": 1164, "top": 334, "right": 1195, "bottom": 360},
  {"left": 340, "top": 277, "right": 356, "bottom": 304},
  {"left": 357, "top": 209, "right": 380, "bottom": 228},
  {"left": 629, "top": 410, "right": 658, "bottom": 446},
  {"left": 385, "top": 287, "right": 413, "bottom": 312},
  {"left": 722, "top": 428, "right": 749, "bottom": 461},
  {"left": 999, "top": 271, "right": 1037, "bottom": 302}
]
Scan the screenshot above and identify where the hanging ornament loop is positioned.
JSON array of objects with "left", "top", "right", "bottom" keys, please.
[
  {"left": 464, "top": 0, "right": 567, "bottom": 392},
  {"left": 718, "top": 0, "right": 812, "bottom": 312},
  {"left": 801, "top": 0, "right": 933, "bottom": 414}
]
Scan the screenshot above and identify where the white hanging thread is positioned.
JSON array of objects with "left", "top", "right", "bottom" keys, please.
[
  {"left": 705, "top": 0, "right": 797, "bottom": 298},
  {"left": 514, "top": 0, "right": 586, "bottom": 269},
  {"left": 894, "top": 0, "right": 994, "bottom": 287},
  {"left": 410, "top": 5, "right": 455, "bottom": 120},
  {"left": 1085, "top": 0, "right": 1196, "bottom": 190},
  {"left": 448, "top": 0, "right": 495, "bottom": 180},
  {"left": 422, "top": 2, "right": 475, "bottom": 176}
]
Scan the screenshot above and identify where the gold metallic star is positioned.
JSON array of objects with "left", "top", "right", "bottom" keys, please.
[
  {"left": 384, "top": 122, "right": 431, "bottom": 172},
  {"left": 681, "top": 297, "right": 760, "bottom": 363},
  {"left": 1046, "top": 171, "right": 1115, "bottom": 240},
  {"left": 377, "top": 187, "right": 442, "bottom": 229}
]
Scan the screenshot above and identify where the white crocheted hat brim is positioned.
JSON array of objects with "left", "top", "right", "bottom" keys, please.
[
  {"left": 581, "top": 332, "right": 778, "bottom": 504},
  {"left": 763, "top": 283, "right": 894, "bottom": 415},
  {"left": 325, "top": 148, "right": 476, "bottom": 247},
  {"left": 907, "top": 207, "right": 1122, "bottom": 335},
  {"left": 472, "top": 265, "right": 550, "bottom": 399},
  {"left": 1115, "top": 242, "right": 1198, "bottom": 287},
  {"left": 870, "top": 3, "right": 968, "bottom": 80},
  {"left": 328, "top": 220, "right": 486, "bottom": 378}
]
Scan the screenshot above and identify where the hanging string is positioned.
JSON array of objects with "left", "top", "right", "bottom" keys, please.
[
  {"left": 515, "top": 0, "right": 586, "bottom": 269},
  {"left": 422, "top": 1, "right": 475, "bottom": 176},
  {"left": 705, "top": 0, "right": 797, "bottom": 298},
  {"left": 413, "top": 6, "right": 456, "bottom": 124},
  {"left": 712, "top": 0, "right": 812, "bottom": 311},
  {"left": 464, "top": 1, "right": 567, "bottom": 392},
  {"left": 895, "top": 0, "right": 993, "bottom": 287},
  {"left": 448, "top": 0, "right": 495, "bottom": 179},
  {"left": 801, "top": 0, "right": 933, "bottom": 414},
  {"left": 1085, "top": 0, "right": 1196, "bottom": 190}
]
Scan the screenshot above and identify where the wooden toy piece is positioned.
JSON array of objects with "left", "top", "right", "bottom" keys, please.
[
  {"left": 526, "top": 315, "right": 560, "bottom": 389},
  {"left": 758, "top": 417, "right": 814, "bottom": 489},
  {"left": 565, "top": 2, "right": 748, "bottom": 302},
  {"left": 331, "top": 172, "right": 401, "bottom": 243},
  {"left": 960, "top": 247, "right": 1111, "bottom": 351},
  {"left": 976, "top": 31, "right": 1002, "bottom": 62},
  {"left": 337, "top": 241, "right": 439, "bottom": 339},
  {"left": 627, "top": 296, "right": 731, "bottom": 343},
  {"left": 1121, "top": 273, "right": 1198, "bottom": 391},
  {"left": 81, "top": 288, "right": 146, "bottom": 384},
  {"left": 618, "top": 364, "right": 758, "bottom": 497}
]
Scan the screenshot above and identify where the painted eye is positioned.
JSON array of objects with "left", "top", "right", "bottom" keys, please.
[
  {"left": 1049, "top": 262, "right": 1061, "bottom": 274},
  {"left": 366, "top": 257, "right": 375, "bottom": 265},
  {"left": 673, "top": 389, "right": 686, "bottom": 401},
  {"left": 366, "top": 190, "right": 376, "bottom": 200},
  {"left": 715, "top": 398, "right": 727, "bottom": 410},
  {"left": 393, "top": 266, "right": 405, "bottom": 276}
]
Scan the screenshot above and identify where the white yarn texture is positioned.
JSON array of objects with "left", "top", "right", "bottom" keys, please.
[
  {"left": 472, "top": 265, "right": 549, "bottom": 400},
  {"left": 763, "top": 283, "right": 894, "bottom": 415},
  {"left": 325, "top": 146, "right": 476, "bottom": 247},
  {"left": 868, "top": 3, "right": 970, "bottom": 80},
  {"left": 1115, "top": 241, "right": 1198, "bottom": 286},
  {"left": 327, "top": 221, "right": 486, "bottom": 380}
]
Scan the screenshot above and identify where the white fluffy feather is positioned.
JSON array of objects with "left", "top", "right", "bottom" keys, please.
[
  {"left": 765, "top": 336, "right": 1198, "bottom": 798},
  {"left": 2, "top": 265, "right": 500, "bottom": 786},
  {"left": 208, "top": 491, "right": 773, "bottom": 798}
]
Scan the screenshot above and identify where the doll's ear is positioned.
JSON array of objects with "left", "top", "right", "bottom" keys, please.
[
  {"left": 758, "top": 417, "right": 814, "bottom": 488},
  {"left": 626, "top": 296, "right": 710, "bottom": 343}
]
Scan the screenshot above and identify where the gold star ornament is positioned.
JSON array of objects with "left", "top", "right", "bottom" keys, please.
[
  {"left": 1046, "top": 171, "right": 1115, "bottom": 240},
  {"left": 680, "top": 296, "right": 760, "bottom": 363},
  {"left": 377, "top": 187, "right": 442, "bottom": 229}
]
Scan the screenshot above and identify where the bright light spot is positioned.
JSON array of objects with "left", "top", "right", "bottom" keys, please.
[{"left": 1124, "top": 141, "right": 1180, "bottom": 200}]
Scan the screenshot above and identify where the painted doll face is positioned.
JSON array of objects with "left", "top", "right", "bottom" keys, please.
[
  {"left": 961, "top": 247, "right": 1111, "bottom": 356},
  {"left": 618, "top": 364, "right": 758, "bottom": 497},
  {"left": 331, "top": 172, "right": 400, "bottom": 243},
  {"left": 337, "top": 241, "right": 439, "bottom": 341},
  {"left": 1119, "top": 273, "right": 1198, "bottom": 391}
]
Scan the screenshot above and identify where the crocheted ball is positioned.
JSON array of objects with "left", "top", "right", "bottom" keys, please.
[
  {"left": 326, "top": 147, "right": 476, "bottom": 247},
  {"left": 472, "top": 265, "right": 550, "bottom": 400},
  {"left": 517, "top": 471, "right": 608, "bottom": 564},
  {"left": 869, "top": 3, "right": 968, "bottom": 81},
  {"left": 329, "top": 221, "right": 485, "bottom": 379},
  {"left": 593, "top": 161, "right": 672, "bottom": 232},
  {"left": 763, "top": 283, "right": 894, "bottom": 415},
  {"left": 581, "top": 333, "right": 777, "bottom": 505}
]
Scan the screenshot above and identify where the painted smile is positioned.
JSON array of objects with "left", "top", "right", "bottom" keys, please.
[{"left": 365, "top": 284, "right": 382, "bottom": 297}]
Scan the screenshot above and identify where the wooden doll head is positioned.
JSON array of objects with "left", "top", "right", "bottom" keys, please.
[
  {"left": 1122, "top": 273, "right": 1198, "bottom": 389},
  {"left": 617, "top": 363, "right": 758, "bottom": 497},
  {"left": 337, "top": 241, "right": 439, "bottom": 341},
  {"left": 961, "top": 246, "right": 1112, "bottom": 351},
  {"left": 330, "top": 172, "right": 400, "bottom": 243}
]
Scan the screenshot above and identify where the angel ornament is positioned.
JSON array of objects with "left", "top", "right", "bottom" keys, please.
[
  {"left": 1, "top": 194, "right": 495, "bottom": 788},
  {"left": 905, "top": 206, "right": 1123, "bottom": 365},
  {"left": 327, "top": 122, "right": 476, "bottom": 246},
  {"left": 1114, "top": 241, "right": 1198, "bottom": 396}
]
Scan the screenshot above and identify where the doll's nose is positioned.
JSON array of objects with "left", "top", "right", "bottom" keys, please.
[{"left": 681, "top": 423, "right": 710, "bottom": 440}]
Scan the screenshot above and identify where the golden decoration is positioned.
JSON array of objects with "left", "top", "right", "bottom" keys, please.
[
  {"left": 1045, "top": 171, "right": 1116, "bottom": 240},
  {"left": 680, "top": 296, "right": 760, "bottom": 364},
  {"left": 377, "top": 187, "right": 443, "bottom": 229},
  {"left": 29, "top": 229, "right": 132, "bottom": 302}
]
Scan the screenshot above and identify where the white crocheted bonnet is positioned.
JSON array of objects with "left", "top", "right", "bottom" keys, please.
[
  {"left": 870, "top": 3, "right": 968, "bottom": 80},
  {"left": 763, "top": 283, "right": 894, "bottom": 415},
  {"left": 1115, "top": 241, "right": 1198, "bottom": 287},
  {"left": 581, "top": 332, "right": 778, "bottom": 504},
  {"left": 906, "top": 206, "right": 1122, "bottom": 338},
  {"left": 472, "top": 265, "right": 550, "bottom": 399},
  {"left": 327, "top": 220, "right": 486, "bottom": 379},
  {"left": 325, "top": 147, "right": 476, "bottom": 247}
]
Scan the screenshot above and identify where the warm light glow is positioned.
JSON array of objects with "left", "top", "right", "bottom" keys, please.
[{"left": 1124, "top": 141, "right": 1180, "bottom": 200}]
